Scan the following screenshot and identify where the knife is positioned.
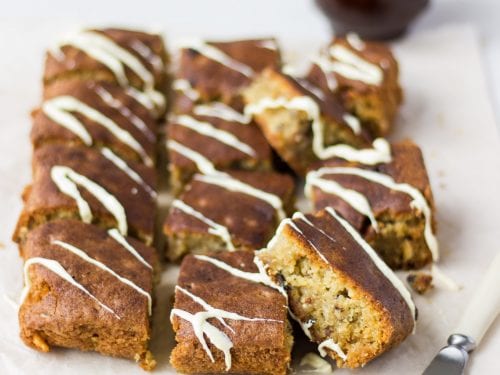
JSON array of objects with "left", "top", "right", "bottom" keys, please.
[{"left": 423, "top": 252, "right": 500, "bottom": 375}]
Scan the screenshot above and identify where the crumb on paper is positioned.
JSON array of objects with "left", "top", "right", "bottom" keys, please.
[
  {"left": 0, "top": 242, "right": 5, "bottom": 249},
  {"left": 299, "top": 352, "right": 333, "bottom": 373},
  {"left": 407, "top": 272, "right": 433, "bottom": 295}
]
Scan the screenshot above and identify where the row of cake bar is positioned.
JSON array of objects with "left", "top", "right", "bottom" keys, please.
[{"left": 12, "top": 28, "right": 170, "bottom": 370}]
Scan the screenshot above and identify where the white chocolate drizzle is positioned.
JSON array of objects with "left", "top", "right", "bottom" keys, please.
[
  {"left": 193, "top": 102, "right": 251, "bottom": 124},
  {"left": 342, "top": 113, "right": 361, "bottom": 134},
  {"left": 431, "top": 264, "right": 461, "bottom": 291},
  {"left": 325, "top": 207, "right": 417, "bottom": 322},
  {"left": 21, "top": 257, "right": 119, "bottom": 319},
  {"left": 166, "top": 139, "right": 218, "bottom": 175},
  {"left": 101, "top": 147, "right": 157, "bottom": 200},
  {"left": 51, "top": 165, "right": 128, "bottom": 235},
  {"left": 42, "top": 95, "right": 153, "bottom": 166},
  {"left": 312, "top": 55, "right": 339, "bottom": 92},
  {"left": 346, "top": 33, "right": 366, "bottom": 51},
  {"left": 257, "top": 39, "right": 278, "bottom": 50},
  {"left": 172, "top": 79, "right": 200, "bottom": 101},
  {"left": 52, "top": 240, "right": 152, "bottom": 315},
  {"left": 171, "top": 199, "right": 235, "bottom": 251},
  {"left": 125, "top": 86, "right": 165, "bottom": 117},
  {"left": 108, "top": 228, "right": 152, "bottom": 270},
  {"left": 299, "top": 352, "right": 333, "bottom": 373},
  {"left": 177, "top": 38, "right": 254, "bottom": 77},
  {"left": 318, "top": 338, "right": 347, "bottom": 360},
  {"left": 174, "top": 115, "right": 256, "bottom": 157},
  {"left": 171, "top": 286, "right": 282, "bottom": 371},
  {"left": 129, "top": 38, "right": 164, "bottom": 73},
  {"left": 244, "top": 96, "right": 391, "bottom": 164}
]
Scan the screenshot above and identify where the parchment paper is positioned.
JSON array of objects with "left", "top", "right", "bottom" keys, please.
[{"left": 0, "top": 22, "right": 499, "bottom": 374}]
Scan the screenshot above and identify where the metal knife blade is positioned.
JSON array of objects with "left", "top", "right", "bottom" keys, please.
[{"left": 422, "top": 344, "right": 469, "bottom": 375}]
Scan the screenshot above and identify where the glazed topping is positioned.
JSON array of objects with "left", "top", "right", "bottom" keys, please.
[
  {"left": 325, "top": 207, "right": 417, "bottom": 321},
  {"left": 93, "top": 84, "right": 156, "bottom": 143},
  {"left": 51, "top": 165, "right": 128, "bottom": 235},
  {"left": 125, "top": 85, "right": 164, "bottom": 116},
  {"left": 346, "top": 33, "right": 366, "bottom": 51},
  {"left": 318, "top": 338, "right": 347, "bottom": 360},
  {"left": 52, "top": 239, "right": 152, "bottom": 315},
  {"left": 173, "top": 115, "right": 256, "bottom": 156},
  {"left": 342, "top": 113, "right": 361, "bottom": 135},
  {"left": 43, "top": 95, "right": 153, "bottom": 166},
  {"left": 21, "top": 257, "right": 120, "bottom": 319},
  {"left": 311, "top": 55, "right": 339, "bottom": 92},
  {"left": 101, "top": 147, "right": 157, "bottom": 200},
  {"left": 129, "top": 38, "right": 164, "bottom": 73},
  {"left": 171, "top": 286, "right": 282, "bottom": 371},
  {"left": 310, "top": 167, "right": 438, "bottom": 261},
  {"left": 171, "top": 199, "right": 235, "bottom": 251},
  {"left": 299, "top": 353, "right": 332, "bottom": 373},
  {"left": 244, "top": 96, "right": 391, "bottom": 164},
  {"left": 193, "top": 102, "right": 251, "bottom": 124},
  {"left": 172, "top": 79, "right": 200, "bottom": 101},
  {"left": 108, "top": 228, "right": 152, "bottom": 270},
  {"left": 178, "top": 38, "right": 254, "bottom": 77},
  {"left": 52, "top": 30, "right": 165, "bottom": 110},
  {"left": 167, "top": 139, "right": 219, "bottom": 175},
  {"left": 257, "top": 39, "right": 278, "bottom": 50}
]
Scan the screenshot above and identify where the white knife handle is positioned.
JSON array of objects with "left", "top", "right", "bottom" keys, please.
[{"left": 454, "top": 251, "right": 500, "bottom": 346}]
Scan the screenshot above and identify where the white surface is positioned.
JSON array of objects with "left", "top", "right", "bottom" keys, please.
[{"left": 0, "top": 2, "right": 499, "bottom": 374}]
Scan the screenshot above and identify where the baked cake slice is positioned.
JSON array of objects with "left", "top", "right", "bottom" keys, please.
[
  {"left": 257, "top": 208, "right": 416, "bottom": 368},
  {"left": 44, "top": 27, "right": 169, "bottom": 117},
  {"left": 305, "top": 140, "right": 437, "bottom": 269},
  {"left": 307, "top": 34, "right": 402, "bottom": 137},
  {"left": 13, "top": 144, "right": 157, "bottom": 245},
  {"left": 243, "top": 68, "right": 391, "bottom": 175},
  {"left": 19, "top": 220, "right": 157, "bottom": 370},
  {"left": 170, "top": 251, "right": 293, "bottom": 374},
  {"left": 166, "top": 103, "right": 273, "bottom": 193},
  {"left": 173, "top": 38, "right": 281, "bottom": 111},
  {"left": 32, "top": 80, "right": 157, "bottom": 166},
  {"left": 164, "top": 170, "right": 295, "bottom": 261}
]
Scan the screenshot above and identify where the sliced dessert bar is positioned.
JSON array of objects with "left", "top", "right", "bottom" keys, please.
[
  {"left": 13, "top": 144, "right": 157, "bottom": 245},
  {"left": 166, "top": 102, "right": 273, "bottom": 193},
  {"left": 307, "top": 34, "right": 402, "bottom": 136},
  {"left": 243, "top": 68, "right": 389, "bottom": 175},
  {"left": 32, "top": 80, "right": 157, "bottom": 166},
  {"left": 44, "top": 27, "right": 169, "bottom": 117},
  {"left": 170, "top": 251, "right": 292, "bottom": 374},
  {"left": 19, "top": 220, "right": 157, "bottom": 370},
  {"left": 257, "top": 208, "right": 416, "bottom": 368},
  {"left": 164, "top": 170, "right": 295, "bottom": 261},
  {"left": 173, "top": 38, "right": 281, "bottom": 111},
  {"left": 305, "top": 140, "right": 437, "bottom": 269}
]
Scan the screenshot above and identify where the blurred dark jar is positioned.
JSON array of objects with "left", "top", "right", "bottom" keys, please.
[{"left": 316, "top": 0, "right": 430, "bottom": 40}]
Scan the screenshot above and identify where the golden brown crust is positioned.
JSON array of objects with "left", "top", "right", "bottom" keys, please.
[
  {"left": 13, "top": 144, "right": 156, "bottom": 245},
  {"left": 19, "top": 220, "right": 156, "bottom": 368},
  {"left": 170, "top": 251, "right": 292, "bottom": 374}
]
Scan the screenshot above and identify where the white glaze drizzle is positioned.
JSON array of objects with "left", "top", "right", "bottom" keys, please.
[
  {"left": 193, "top": 102, "right": 251, "bottom": 124},
  {"left": 317, "top": 167, "right": 438, "bottom": 261},
  {"left": 194, "top": 174, "right": 286, "bottom": 221},
  {"left": 171, "top": 286, "right": 282, "bottom": 371},
  {"left": 21, "top": 257, "right": 119, "bottom": 319},
  {"left": 299, "top": 352, "right": 333, "bottom": 373},
  {"left": 346, "top": 33, "right": 366, "bottom": 51},
  {"left": 129, "top": 38, "right": 164, "bottom": 73},
  {"left": 244, "top": 96, "right": 391, "bottom": 164},
  {"left": 318, "top": 338, "right": 347, "bottom": 360},
  {"left": 257, "top": 39, "right": 278, "bottom": 50},
  {"left": 172, "top": 79, "right": 200, "bottom": 101},
  {"left": 108, "top": 228, "right": 152, "bottom": 270},
  {"left": 171, "top": 199, "right": 235, "bottom": 251},
  {"left": 166, "top": 139, "right": 219, "bottom": 175},
  {"left": 174, "top": 115, "right": 256, "bottom": 157},
  {"left": 431, "top": 264, "right": 461, "bottom": 291},
  {"left": 125, "top": 86, "right": 164, "bottom": 116},
  {"left": 53, "top": 30, "right": 165, "bottom": 111},
  {"left": 305, "top": 168, "right": 378, "bottom": 230},
  {"left": 94, "top": 84, "right": 156, "bottom": 143},
  {"left": 51, "top": 165, "right": 128, "bottom": 235},
  {"left": 43, "top": 95, "right": 153, "bottom": 166},
  {"left": 101, "top": 147, "right": 157, "bottom": 200},
  {"left": 312, "top": 55, "right": 339, "bottom": 92},
  {"left": 177, "top": 38, "right": 254, "bottom": 77},
  {"left": 325, "top": 207, "right": 416, "bottom": 322},
  {"left": 52, "top": 240, "right": 152, "bottom": 315},
  {"left": 342, "top": 113, "right": 361, "bottom": 134}
]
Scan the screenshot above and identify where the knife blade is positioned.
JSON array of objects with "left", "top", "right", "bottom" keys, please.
[{"left": 423, "top": 252, "right": 500, "bottom": 375}]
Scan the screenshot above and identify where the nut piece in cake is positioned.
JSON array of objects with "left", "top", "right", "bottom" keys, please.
[
  {"left": 13, "top": 144, "right": 157, "bottom": 245},
  {"left": 163, "top": 170, "right": 295, "bottom": 261},
  {"left": 243, "top": 68, "right": 390, "bottom": 175},
  {"left": 166, "top": 102, "right": 273, "bottom": 194},
  {"left": 257, "top": 208, "right": 416, "bottom": 368},
  {"left": 173, "top": 38, "right": 281, "bottom": 112},
  {"left": 44, "top": 28, "right": 169, "bottom": 117},
  {"left": 307, "top": 34, "right": 402, "bottom": 137},
  {"left": 18, "top": 220, "right": 157, "bottom": 370},
  {"left": 32, "top": 80, "right": 158, "bottom": 167},
  {"left": 170, "top": 251, "right": 293, "bottom": 374},
  {"left": 305, "top": 140, "right": 437, "bottom": 269}
]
